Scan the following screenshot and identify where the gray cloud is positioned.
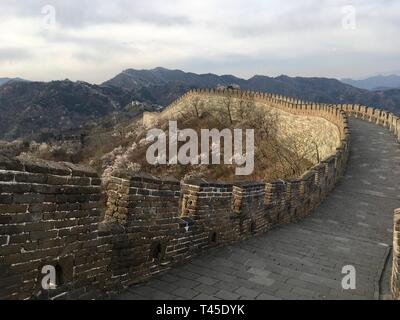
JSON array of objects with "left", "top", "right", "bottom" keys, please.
[
  {"left": 0, "top": 48, "right": 33, "bottom": 61},
  {"left": 0, "top": 0, "right": 192, "bottom": 28},
  {"left": 0, "top": 0, "right": 399, "bottom": 82}
]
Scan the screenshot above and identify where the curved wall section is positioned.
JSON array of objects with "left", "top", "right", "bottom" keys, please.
[
  {"left": 104, "top": 89, "right": 350, "bottom": 294},
  {"left": 143, "top": 90, "right": 341, "bottom": 163},
  {"left": 0, "top": 89, "right": 351, "bottom": 299}
]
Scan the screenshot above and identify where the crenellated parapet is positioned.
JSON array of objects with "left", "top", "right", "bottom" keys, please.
[
  {"left": 101, "top": 86, "right": 352, "bottom": 292},
  {"left": 143, "top": 88, "right": 350, "bottom": 164},
  {"left": 101, "top": 144, "right": 347, "bottom": 291},
  {"left": 0, "top": 155, "right": 109, "bottom": 300},
  {"left": 339, "top": 104, "right": 400, "bottom": 141},
  {"left": 143, "top": 88, "right": 348, "bottom": 134},
  {"left": 1, "top": 88, "right": 354, "bottom": 299}
]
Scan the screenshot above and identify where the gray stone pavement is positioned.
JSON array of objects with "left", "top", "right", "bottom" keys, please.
[{"left": 118, "top": 118, "right": 400, "bottom": 300}]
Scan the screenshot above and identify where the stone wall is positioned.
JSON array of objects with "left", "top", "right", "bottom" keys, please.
[
  {"left": 101, "top": 159, "right": 344, "bottom": 293},
  {"left": 104, "top": 88, "right": 350, "bottom": 294},
  {"left": 339, "top": 104, "right": 400, "bottom": 140},
  {"left": 0, "top": 88, "right": 351, "bottom": 299},
  {"left": 143, "top": 89, "right": 343, "bottom": 163},
  {"left": 0, "top": 155, "right": 111, "bottom": 299}
]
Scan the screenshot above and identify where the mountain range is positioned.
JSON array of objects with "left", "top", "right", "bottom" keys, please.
[
  {"left": 104, "top": 67, "right": 400, "bottom": 113},
  {"left": 0, "top": 79, "right": 144, "bottom": 140},
  {"left": 1, "top": 67, "right": 400, "bottom": 141},
  {"left": 0, "top": 77, "right": 26, "bottom": 87},
  {"left": 341, "top": 75, "right": 400, "bottom": 91}
]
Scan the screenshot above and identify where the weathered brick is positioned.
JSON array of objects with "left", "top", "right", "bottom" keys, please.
[
  {"left": 67, "top": 176, "right": 91, "bottom": 186},
  {"left": 14, "top": 173, "right": 46, "bottom": 184},
  {"left": 47, "top": 175, "right": 69, "bottom": 185},
  {"left": 30, "top": 230, "right": 58, "bottom": 241},
  {"left": 9, "top": 233, "right": 29, "bottom": 244},
  {"left": 0, "top": 183, "right": 31, "bottom": 194},
  {"left": 0, "top": 235, "right": 9, "bottom": 246},
  {"left": 0, "top": 172, "right": 15, "bottom": 182},
  {"left": 0, "top": 204, "right": 28, "bottom": 217},
  {"left": 30, "top": 184, "right": 57, "bottom": 194},
  {"left": 0, "top": 194, "right": 13, "bottom": 204},
  {"left": 24, "top": 221, "right": 55, "bottom": 232},
  {"left": 13, "top": 194, "right": 45, "bottom": 204}
]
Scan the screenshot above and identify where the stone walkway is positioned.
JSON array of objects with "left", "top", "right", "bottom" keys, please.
[{"left": 118, "top": 118, "right": 400, "bottom": 300}]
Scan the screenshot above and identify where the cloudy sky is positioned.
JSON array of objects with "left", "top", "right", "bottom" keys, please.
[{"left": 0, "top": 0, "right": 399, "bottom": 83}]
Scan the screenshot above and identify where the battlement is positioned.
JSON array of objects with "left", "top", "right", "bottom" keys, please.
[
  {"left": 0, "top": 155, "right": 109, "bottom": 299},
  {"left": 143, "top": 88, "right": 350, "bottom": 134},
  {"left": 97, "top": 88, "right": 352, "bottom": 294},
  {"left": 101, "top": 151, "right": 343, "bottom": 289},
  {"left": 339, "top": 104, "right": 400, "bottom": 140},
  {"left": 9, "top": 88, "right": 400, "bottom": 300},
  {"left": 143, "top": 88, "right": 349, "bottom": 164}
]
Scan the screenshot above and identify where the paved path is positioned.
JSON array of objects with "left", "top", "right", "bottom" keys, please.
[{"left": 118, "top": 118, "right": 400, "bottom": 300}]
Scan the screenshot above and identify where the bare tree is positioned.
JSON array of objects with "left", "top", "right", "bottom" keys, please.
[
  {"left": 191, "top": 97, "right": 201, "bottom": 119},
  {"left": 221, "top": 96, "right": 234, "bottom": 125},
  {"left": 272, "top": 132, "right": 318, "bottom": 177}
]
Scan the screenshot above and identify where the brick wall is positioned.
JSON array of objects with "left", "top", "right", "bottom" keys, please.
[
  {"left": 101, "top": 173, "right": 185, "bottom": 292},
  {"left": 102, "top": 137, "right": 348, "bottom": 294},
  {"left": 1, "top": 88, "right": 353, "bottom": 299},
  {"left": 143, "top": 89, "right": 344, "bottom": 163},
  {"left": 0, "top": 155, "right": 111, "bottom": 299},
  {"left": 103, "top": 89, "right": 351, "bottom": 295}
]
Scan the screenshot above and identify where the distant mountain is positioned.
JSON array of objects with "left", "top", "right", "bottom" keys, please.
[
  {"left": 104, "top": 67, "right": 242, "bottom": 90},
  {"left": 103, "top": 67, "right": 244, "bottom": 105},
  {"left": 0, "top": 78, "right": 11, "bottom": 86},
  {"left": 0, "top": 77, "right": 26, "bottom": 86},
  {"left": 105, "top": 68, "right": 400, "bottom": 114},
  {"left": 341, "top": 75, "right": 400, "bottom": 91},
  {"left": 1, "top": 68, "right": 400, "bottom": 142},
  {"left": 0, "top": 80, "right": 143, "bottom": 140}
]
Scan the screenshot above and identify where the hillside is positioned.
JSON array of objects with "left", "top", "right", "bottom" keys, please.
[
  {"left": 1, "top": 68, "right": 400, "bottom": 142},
  {"left": 0, "top": 80, "right": 155, "bottom": 140}
]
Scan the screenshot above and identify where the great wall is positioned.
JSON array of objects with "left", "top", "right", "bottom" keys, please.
[{"left": 0, "top": 88, "right": 399, "bottom": 300}]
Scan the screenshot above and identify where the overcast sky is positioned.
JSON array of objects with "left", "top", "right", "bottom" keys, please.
[{"left": 0, "top": 0, "right": 399, "bottom": 83}]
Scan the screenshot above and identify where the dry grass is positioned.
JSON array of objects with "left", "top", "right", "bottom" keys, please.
[{"left": 24, "top": 100, "right": 313, "bottom": 183}]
